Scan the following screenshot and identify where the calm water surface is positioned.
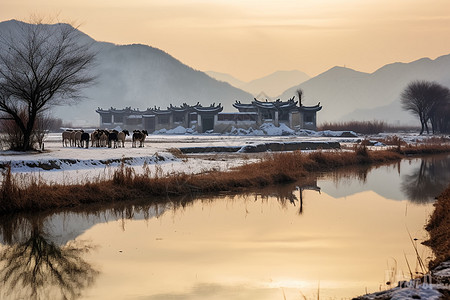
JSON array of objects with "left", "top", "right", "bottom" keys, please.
[{"left": 0, "top": 154, "right": 449, "bottom": 300}]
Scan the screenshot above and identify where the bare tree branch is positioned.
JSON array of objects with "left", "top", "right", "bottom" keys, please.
[
  {"left": 0, "top": 20, "right": 96, "bottom": 150},
  {"left": 400, "top": 80, "right": 450, "bottom": 134}
]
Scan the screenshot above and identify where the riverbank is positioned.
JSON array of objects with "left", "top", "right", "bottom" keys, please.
[
  {"left": 354, "top": 185, "right": 450, "bottom": 300},
  {"left": 1, "top": 143, "right": 450, "bottom": 214},
  {"left": 425, "top": 185, "right": 450, "bottom": 270}
]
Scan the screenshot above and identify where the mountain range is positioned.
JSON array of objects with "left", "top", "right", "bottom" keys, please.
[
  {"left": 278, "top": 56, "right": 450, "bottom": 124},
  {"left": 206, "top": 70, "right": 310, "bottom": 98},
  {"left": 1, "top": 20, "right": 450, "bottom": 126},
  {"left": 0, "top": 20, "right": 252, "bottom": 126}
]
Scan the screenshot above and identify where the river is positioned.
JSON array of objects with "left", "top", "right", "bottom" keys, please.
[{"left": 0, "top": 154, "right": 448, "bottom": 299}]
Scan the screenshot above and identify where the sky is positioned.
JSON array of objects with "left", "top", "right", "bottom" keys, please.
[{"left": 2, "top": 0, "right": 450, "bottom": 81}]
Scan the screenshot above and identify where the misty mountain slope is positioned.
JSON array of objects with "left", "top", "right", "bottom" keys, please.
[
  {"left": 342, "top": 100, "right": 416, "bottom": 125},
  {"left": 0, "top": 19, "right": 113, "bottom": 52},
  {"left": 55, "top": 43, "right": 253, "bottom": 125},
  {"left": 207, "top": 70, "right": 310, "bottom": 98},
  {"left": 205, "top": 71, "right": 246, "bottom": 88},
  {"left": 0, "top": 20, "right": 252, "bottom": 126},
  {"left": 279, "top": 55, "right": 450, "bottom": 124},
  {"left": 243, "top": 70, "right": 310, "bottom": 97},
  {"left": 279, "top": 67, "right": 372, "bottom": 123}
]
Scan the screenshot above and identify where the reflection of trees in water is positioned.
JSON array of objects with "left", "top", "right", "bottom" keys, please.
[
  {"left": 320, "top": 163, "right": 400, "bottom": 188},
  {"left": 0, "top": 201, "right": 171, "bottom": 300},
  {"left": 318, "top": 155, "right": 450, "bottom": 203},
  {"left": 0, "top": 214, "right": 98, "bottom": 300},
  {"left": 401, "top": 156, "right": 450, "bottom": 203}
]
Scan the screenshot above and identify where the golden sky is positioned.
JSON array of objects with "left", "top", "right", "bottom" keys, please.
[{"left": 2, "top": 0, "right": 450, "bottom": 81}]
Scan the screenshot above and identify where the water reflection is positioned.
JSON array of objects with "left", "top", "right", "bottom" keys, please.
[
  {"left": 254, "top": 178, "right": 320, "bottom": 215},
  {"left": 401, "top": 155, "right": 450, "bottom": 203},
  {"left": 0, "top": 155, "right": 447, "bottom": 299},
  {"left": 319, "top": 154, "right": 450, "bottom": 203},
  {"left": 0, "top": 213, "right": 98, "bottom": 300}
]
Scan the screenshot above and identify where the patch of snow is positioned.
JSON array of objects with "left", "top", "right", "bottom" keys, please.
[
  {"left": 154, "top": 126, "right": 197, "bottom": 135},
  {"left": 390, "top": 285, "right": 441, "bottom": 300},
  {"left": 260, "top": 123, "right": 295, "bottom": 135},
  {"left": 320, "top": 130, "right": 358, "bottom": 137},
  {"left": 228, "top": 126, "right": 264, "bottom": 136},
  {"left": 296, "top": 129, "right": 319, "bottom": 136},
  {"left": 227, "top": 123, "right": 296, "bottom": 136},
  {"left": 433, "top": 261, "right": 450, "bottom": 277},
  {"left": 358, "top": 282, "right": 443, "bottom": 300},
  {"left": 373, "top": 142, "right": 386, "bottom": 147}
]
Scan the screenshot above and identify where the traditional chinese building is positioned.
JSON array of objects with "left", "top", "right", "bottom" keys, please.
[
  {"left": 96, "top": 98, "right": 322, "bottom": 133},
  {"left": 229, "top": 97, "right": 322, "bottom": 131},
  {"left": 96, "top": 103, "right": 223, "bottom": 133}
]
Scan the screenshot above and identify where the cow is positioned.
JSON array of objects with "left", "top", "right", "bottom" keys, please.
[
  {"left": 117, "top": 130, "right": 129, "bottom": 147},
  {"left": 74, "top": 130, "right": 83, "bottom": 147},
  {"left": 62, "top": 130, "right": 73, "bottom": 147},
  {"left": 91, "top": 130, "right": 101, "bottom": 147},
  {"left": 108, "top": 130, "right": 119, "bottom": 148},
  {"left": 99, "top": 130, "right": 109, "bottom": 147},
  {"left": 80, "top": 132, "right": 90, "bottom": 148},
  {"left": 132, "top": 130, "right": 148, "bottom": 148}
]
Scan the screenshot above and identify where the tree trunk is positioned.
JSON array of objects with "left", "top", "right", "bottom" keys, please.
[
  {"left": 419, "top": 116, "right": 425, "bottom": 135},
  {"left": 21, "top": 130, "right": 33, "bottom": 151},
  {"left": 431, "top": 117, "right": 437, "bottom": 134},
  {"left": 21, "top": 111, "right": 37, "bottom": 151}
]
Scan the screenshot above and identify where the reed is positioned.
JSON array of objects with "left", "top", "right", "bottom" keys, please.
[{"left": 0, "top": 144, "right": 449, "bottom": 214}]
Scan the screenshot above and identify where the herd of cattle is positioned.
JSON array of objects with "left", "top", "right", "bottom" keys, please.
[{"left": 62, "top": 129, "right": 149, "bottom": 148}]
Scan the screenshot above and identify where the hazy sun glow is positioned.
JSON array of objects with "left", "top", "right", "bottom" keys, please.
[{"left": 2, "top": 0, "right": 450, "bottom": 80}]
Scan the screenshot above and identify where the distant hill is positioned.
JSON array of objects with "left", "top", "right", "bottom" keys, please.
[
  {"left": 279, "top": 55, "right": 450, "bottom": 124},
  {"left": 0, "top": 20, "right": 253, "bottom": 126},
  {"left": 206, "top": 70, "right": 310, "bottom": 98},
  {"left": 205, "top": 71, "right": 246, "bottom": 89}
]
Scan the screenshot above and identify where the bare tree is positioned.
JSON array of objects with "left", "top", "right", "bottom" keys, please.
[
  {"left": 400, "top": 80, "right": 450, "bottom": 134},
  {"left": 429, "top": 92, "right": 450, "bottom": 134},
  {"left": 0, "top": 19, "right": 96, "bottom": 150}
]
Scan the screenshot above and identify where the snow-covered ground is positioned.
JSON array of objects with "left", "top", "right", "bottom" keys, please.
[
  {"left": 0, "top": 134, "right": 255, "bottom": 184},
  {"left": 0, "top": 129, "right": 357, "bottom": 182},
  {"left": 0, "top": 129, "right": 446, "bottom": 184},
  {"left": 356, "top": 261, "right": 450, "bottom": 300},
  {"left": 1, "top": 129, "right": 449, "bottom": 299}
]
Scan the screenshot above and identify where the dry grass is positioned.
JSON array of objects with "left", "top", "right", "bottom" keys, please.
[
  {"left": 318, "top": 120, "right": 386, "bottom": 134},
  {"left": 420, "top": 136, "right": 450, "bottom": 144},
  {"left": 423, "top": 184, "right": 450, "bottom": 269},
  {"left": 1, "top": 144, "right": 450, "bottom": 214},
  {"left": 373, "top": 135, "right": 408, "bottom": 147},
  {"left": 318, "top": 120, "right": 421, "bottom": 134}
]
